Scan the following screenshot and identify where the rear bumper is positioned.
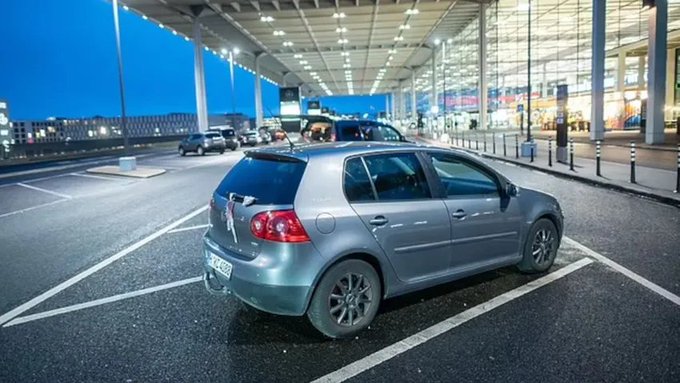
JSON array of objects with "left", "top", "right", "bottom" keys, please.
[
  {"left": 205, "top": 142, "right": 227, "bottom": 151},
  {"left": 202, "top": 235, "right": 322, "bottom": 316}
]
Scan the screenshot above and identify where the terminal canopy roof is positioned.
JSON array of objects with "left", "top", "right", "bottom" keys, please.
[{"left": 120, "top": 0, "right": 486, "bottom": 96}]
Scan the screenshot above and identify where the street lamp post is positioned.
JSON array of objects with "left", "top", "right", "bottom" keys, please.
[
  {"left": 526, "top": 0, "right": 532, "bottom": 143},
  {"left": 111, "top": 0, "right": 130, "bottom": 155},
  {"left": 224, "top": 47, "right": 239, "bottom": 130}
]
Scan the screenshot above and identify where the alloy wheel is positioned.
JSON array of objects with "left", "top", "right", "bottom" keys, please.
[
  {"left": 531, "top": 228, "right": 555, "bottom": 265},
  {"left": 329, "top": 273, "right": 373, "bottom": 327}
]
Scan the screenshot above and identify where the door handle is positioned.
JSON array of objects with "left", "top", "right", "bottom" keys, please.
[
  {"left": 369, "top": 216, "right": 389, "bottom": 226},
  {"left": 451, "top": 210, "right": 467, "bottom": 219}
]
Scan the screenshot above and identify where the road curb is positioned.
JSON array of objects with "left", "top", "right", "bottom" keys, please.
[{"left": 417, "top": 137, "right": 680, "bottom": 208}]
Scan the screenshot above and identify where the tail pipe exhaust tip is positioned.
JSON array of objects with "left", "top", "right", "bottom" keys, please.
[{"left": 203, "top": 271, "right": 229, "bottom": 295}]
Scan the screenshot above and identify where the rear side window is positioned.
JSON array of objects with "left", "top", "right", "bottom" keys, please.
[
  {"left": 344, "top": 158, "right": 375, "bottom": 202},
  {"left": 363, "top": 153, "right": 431, "bottom": 201},
  {"left": 216, "top": 156, "right": 306, "bottom": 204},
  {"left": 205, "top": 133, "right": 220, "bottom": 138},
  {"left": 340, "top": 125, "right": 364, "bottom": 141}
]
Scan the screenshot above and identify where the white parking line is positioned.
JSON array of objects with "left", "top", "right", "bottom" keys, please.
[
  {"left": 167, "top": 224, "right": 209, "bottom": 234},
  {"left": 3, "top": 276, "right": 202, "bottom": 327},
  {"left": 0, "top": 205, "right": 209, "bottom": 326},
  {"left": 16, "top": 183, "right": 72, "bottom": 199},
  {"left": 563, "top": 236, "right": 680, "bottom": 307},
  {"left": 0, "top": 198, "right": 70, "bottom": 219},
  {"left": 311, "top": 258, "right": 593, "bottom": 383}
]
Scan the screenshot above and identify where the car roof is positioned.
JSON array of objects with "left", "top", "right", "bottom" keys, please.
[{"left": 246, "top": 141, "right": 470, "bottom": 162}]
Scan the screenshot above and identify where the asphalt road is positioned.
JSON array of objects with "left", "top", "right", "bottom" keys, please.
[{"left": 0, "top": 145, "right": 678, "bottom": 382}]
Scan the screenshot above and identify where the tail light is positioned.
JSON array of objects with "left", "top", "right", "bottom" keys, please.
[
  {"left": 209, "top": 197, "right": 216, "bottom": 210},
  {"left": 330, "top": 133, "right": 336, "bottom": 141},
  {"left": 250, "top": 210, "right": 310, "bottom": 243}
]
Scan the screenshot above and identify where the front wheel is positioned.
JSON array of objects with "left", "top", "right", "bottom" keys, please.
[
  {"left": 307, "top": 260, "right": 381, "bottom": 339},
  {"left": 178, "top": 147, "right": 185, "bottom": 156},
  {"left": 197, "top": 146, "right": 205, "bottom": 156},
  {"left": 517, "top": 218, "right": 559, "bottom": 273}
]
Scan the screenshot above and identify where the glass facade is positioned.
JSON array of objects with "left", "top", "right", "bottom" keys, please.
[{"left": 399, "top": 0, "right": 680, "bottom": 133}]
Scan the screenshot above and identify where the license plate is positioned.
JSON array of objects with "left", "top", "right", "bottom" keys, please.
[{"left": 209, "top": 253, "right": 233, "bottom": 279}]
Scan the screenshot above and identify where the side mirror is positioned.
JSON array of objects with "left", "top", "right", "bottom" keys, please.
[{"left": 505, "top": 182, "right": 519, "bottom": 197}]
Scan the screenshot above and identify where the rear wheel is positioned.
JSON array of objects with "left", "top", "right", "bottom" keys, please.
[
  {"left": 517, "top": 218, "right": 559, "bottom": 273},
  {"left": 197, "top": 146, "right": 205, "bottom": 156},
  {"left": 219, "top": 149, "right": 225, "bottom": 154},
  {"left": 178, "top": 147, "right": 185, "bottom": 156},
  {"left": 307, "top": 260, "right": 381, "bottom": 339}
]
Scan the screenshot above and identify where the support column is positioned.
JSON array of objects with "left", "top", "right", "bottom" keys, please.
[
  {"left": 617, "top": 52, "right": 626, "bottom": 92},
  {"left": 254, "top": 53, "right": 264, "bottom": 129},
  {"left": 541, "top": 63, "right": 548, "bottom": 98},
  {"left": 637, "top": 55, "right": 646, "bottom": 89},
  {"left": 665, "top": 48, "right": 676, "bottom": 121},
  {"left": 391, "top": 92, "right": 397, "bottom": 123},
  {"left": 431, "top": 56, "right": 438, "bottom": 132},
  {"left": 590, "top": 0, "right": 605, "bottom": 141},
  {"left": 478, "top": 3, "right": 488, "bottom": 131},
  {"left": 192, "top": 19, "right": 209, "bottom": 132},
  {"left": 646, "top": 0, "right": 668, "bottom": 144},
  {"left": 398, "top": 81, "right": 405, "bottom": 123},
  {"left": 411, "top": 71, "right": 417, "bottom": 123}
]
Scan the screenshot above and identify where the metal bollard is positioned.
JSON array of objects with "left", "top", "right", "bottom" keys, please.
[
  {"left": 675, "top": 144, "right": 680, "bottom": 193},
  {"left": 548, "top": 137, "right": 553, "bottom": 167},
  {"left": 475, "top": 134, "right": 479, "bottom": 150},
  {"left": 569, "top": 138, "right": 574, "bottom": 171},
  {"left": 492, "top": 133, "right": 496, "bottom": 154},
  {"left": 530, "top": 145, "right": 534, "bottom": 163},
  {"left": 515, "top": 135, "right": 519, "bottom": 159},
  {"left": 503, "top": 134, "right": 507, "bottom": 157},
  {"left": 483, "top": 134, "right": 487, "bottom": 152},
  {"left": 462, "top": 131, "right": 465, "bottom": 148},
  {"left": 596, "top": 140, "right": 601, "bottom": 176},
  {"left": 630, "top": 141, "right": 636, "bottom": 184}
]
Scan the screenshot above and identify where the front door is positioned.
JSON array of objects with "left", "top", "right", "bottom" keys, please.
[
  {"left": 344, "top": 153, "right": 452, "bottom": 282},
  {"left": 424, "top": 152, "right": 522, "bottom": 271}
]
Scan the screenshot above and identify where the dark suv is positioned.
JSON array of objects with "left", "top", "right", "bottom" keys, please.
[
  {"left": 301, "top": 119, "right": 409, "bottom": 143},
  {"left": 178, "top": 132, "right": 226, "bottom": 156},
  {"left": 208, "top": 127, "right": 239, "bottom": 151}
]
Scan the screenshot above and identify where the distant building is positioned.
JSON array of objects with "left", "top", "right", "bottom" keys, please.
[{"left": 9, "top": 113, "right": 249, "bottom": 144}]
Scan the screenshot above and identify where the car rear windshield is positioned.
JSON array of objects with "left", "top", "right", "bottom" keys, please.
[
  {"left": 205, "top": 133, "right": 221, "bottom": 138},
  {"left": 216, "top": 156, "right": 306, "bottom": 205},
  {"left": 223, "top": 130, "right": 235, "bottom": 137}
]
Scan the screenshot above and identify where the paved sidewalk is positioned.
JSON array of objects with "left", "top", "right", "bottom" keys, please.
[{"left": 417, "top": 135, "right": 680, "bottom": 207}]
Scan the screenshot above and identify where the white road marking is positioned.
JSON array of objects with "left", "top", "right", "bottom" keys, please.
[
  {"left": 16, "top": 182, "right": 72, "bottom": 199},
  {"left": 311, "top": 258, "right": 593, "bottom": 383},
  {"left": 0, "top": 205, "right": 209, "bottom": 326},
  {"left": 3, "top": 276, "right": 202, "bottom": 327},
  {"left": 68, "top": 172, "right": 125, "bottom": 181},
  {"left": 563, "top": 236, "right": 680, "bottom": 307},
  {"left": 0, "top": 198, "right": 70, "bottom": 219},
  {"left": 167, "top": 224, "right": 210, "bottom": 234}
]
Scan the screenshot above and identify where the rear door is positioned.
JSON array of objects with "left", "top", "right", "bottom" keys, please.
[
  {"left": 208, "top": 154, "right": 306, "bottom": 259},
  {"left": 345, "top": 152, "right": 452, "bottom": 282},
  {"left": 423, "top": 152, "right": 522, "bottom": 269}
]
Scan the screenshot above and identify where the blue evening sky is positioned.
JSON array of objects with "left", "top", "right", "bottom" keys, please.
[{"left": 1, "top": 0, "right": 387, "bottom": 121}]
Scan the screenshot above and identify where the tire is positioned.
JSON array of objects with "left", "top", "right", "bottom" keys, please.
[
  {"left": 178, "top": 147, "right": 185, "bottom": 157},
  {"left": 517, "top": 218, "right": 559, "bottom": 273},
  {"left": 307, "top": 259, "right": 381, "bottom": 339},
  {"left": 219, "top": 149, "right": 225, "bottom": 154},
  {"left": 230, "top": 146, "right": 236, "bottom": 151},
  {"left": 197, "top": 146, "right": 205, "bottom": 156}
]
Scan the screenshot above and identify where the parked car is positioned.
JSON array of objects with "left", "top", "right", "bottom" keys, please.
[
  {"left": 208, "top": 126, "right": 239, "bottom": 151},
  {"left": 239, "top": 131, "right": 261, "bottom": 147},
  {"left": 178, "top": 132, "right": 226, "bottom": 156},
  {"left": 203, "top": 142, "right": 563, "bottom": 338},
  {"left": 301, "top": 119, "right": 410, "bottom": 143}
]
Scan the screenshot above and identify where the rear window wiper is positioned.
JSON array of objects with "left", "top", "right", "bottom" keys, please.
[{"left": 228, "top": 192, "right": 257, "bottom": 207}]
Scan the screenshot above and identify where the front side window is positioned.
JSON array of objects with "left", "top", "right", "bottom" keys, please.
[
  {"left": 363, "top": 153, "right": 430, "bottom": 200},
  {"left": 429, "top": 154, "right": 498, "bottom": 197}
]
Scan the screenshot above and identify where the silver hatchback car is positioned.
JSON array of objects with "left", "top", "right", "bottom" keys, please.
[{"left": 203, "top": 142, "right": 563, "bottom": 338}]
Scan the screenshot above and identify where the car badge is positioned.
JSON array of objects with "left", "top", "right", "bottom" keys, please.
[{"left": 225, "top": 196, "right": 238, "bottom": 244}]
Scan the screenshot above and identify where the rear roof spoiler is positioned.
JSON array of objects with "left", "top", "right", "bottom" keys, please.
[{"left": 246, "top": 151, "right": 307, "bottom": 163}]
